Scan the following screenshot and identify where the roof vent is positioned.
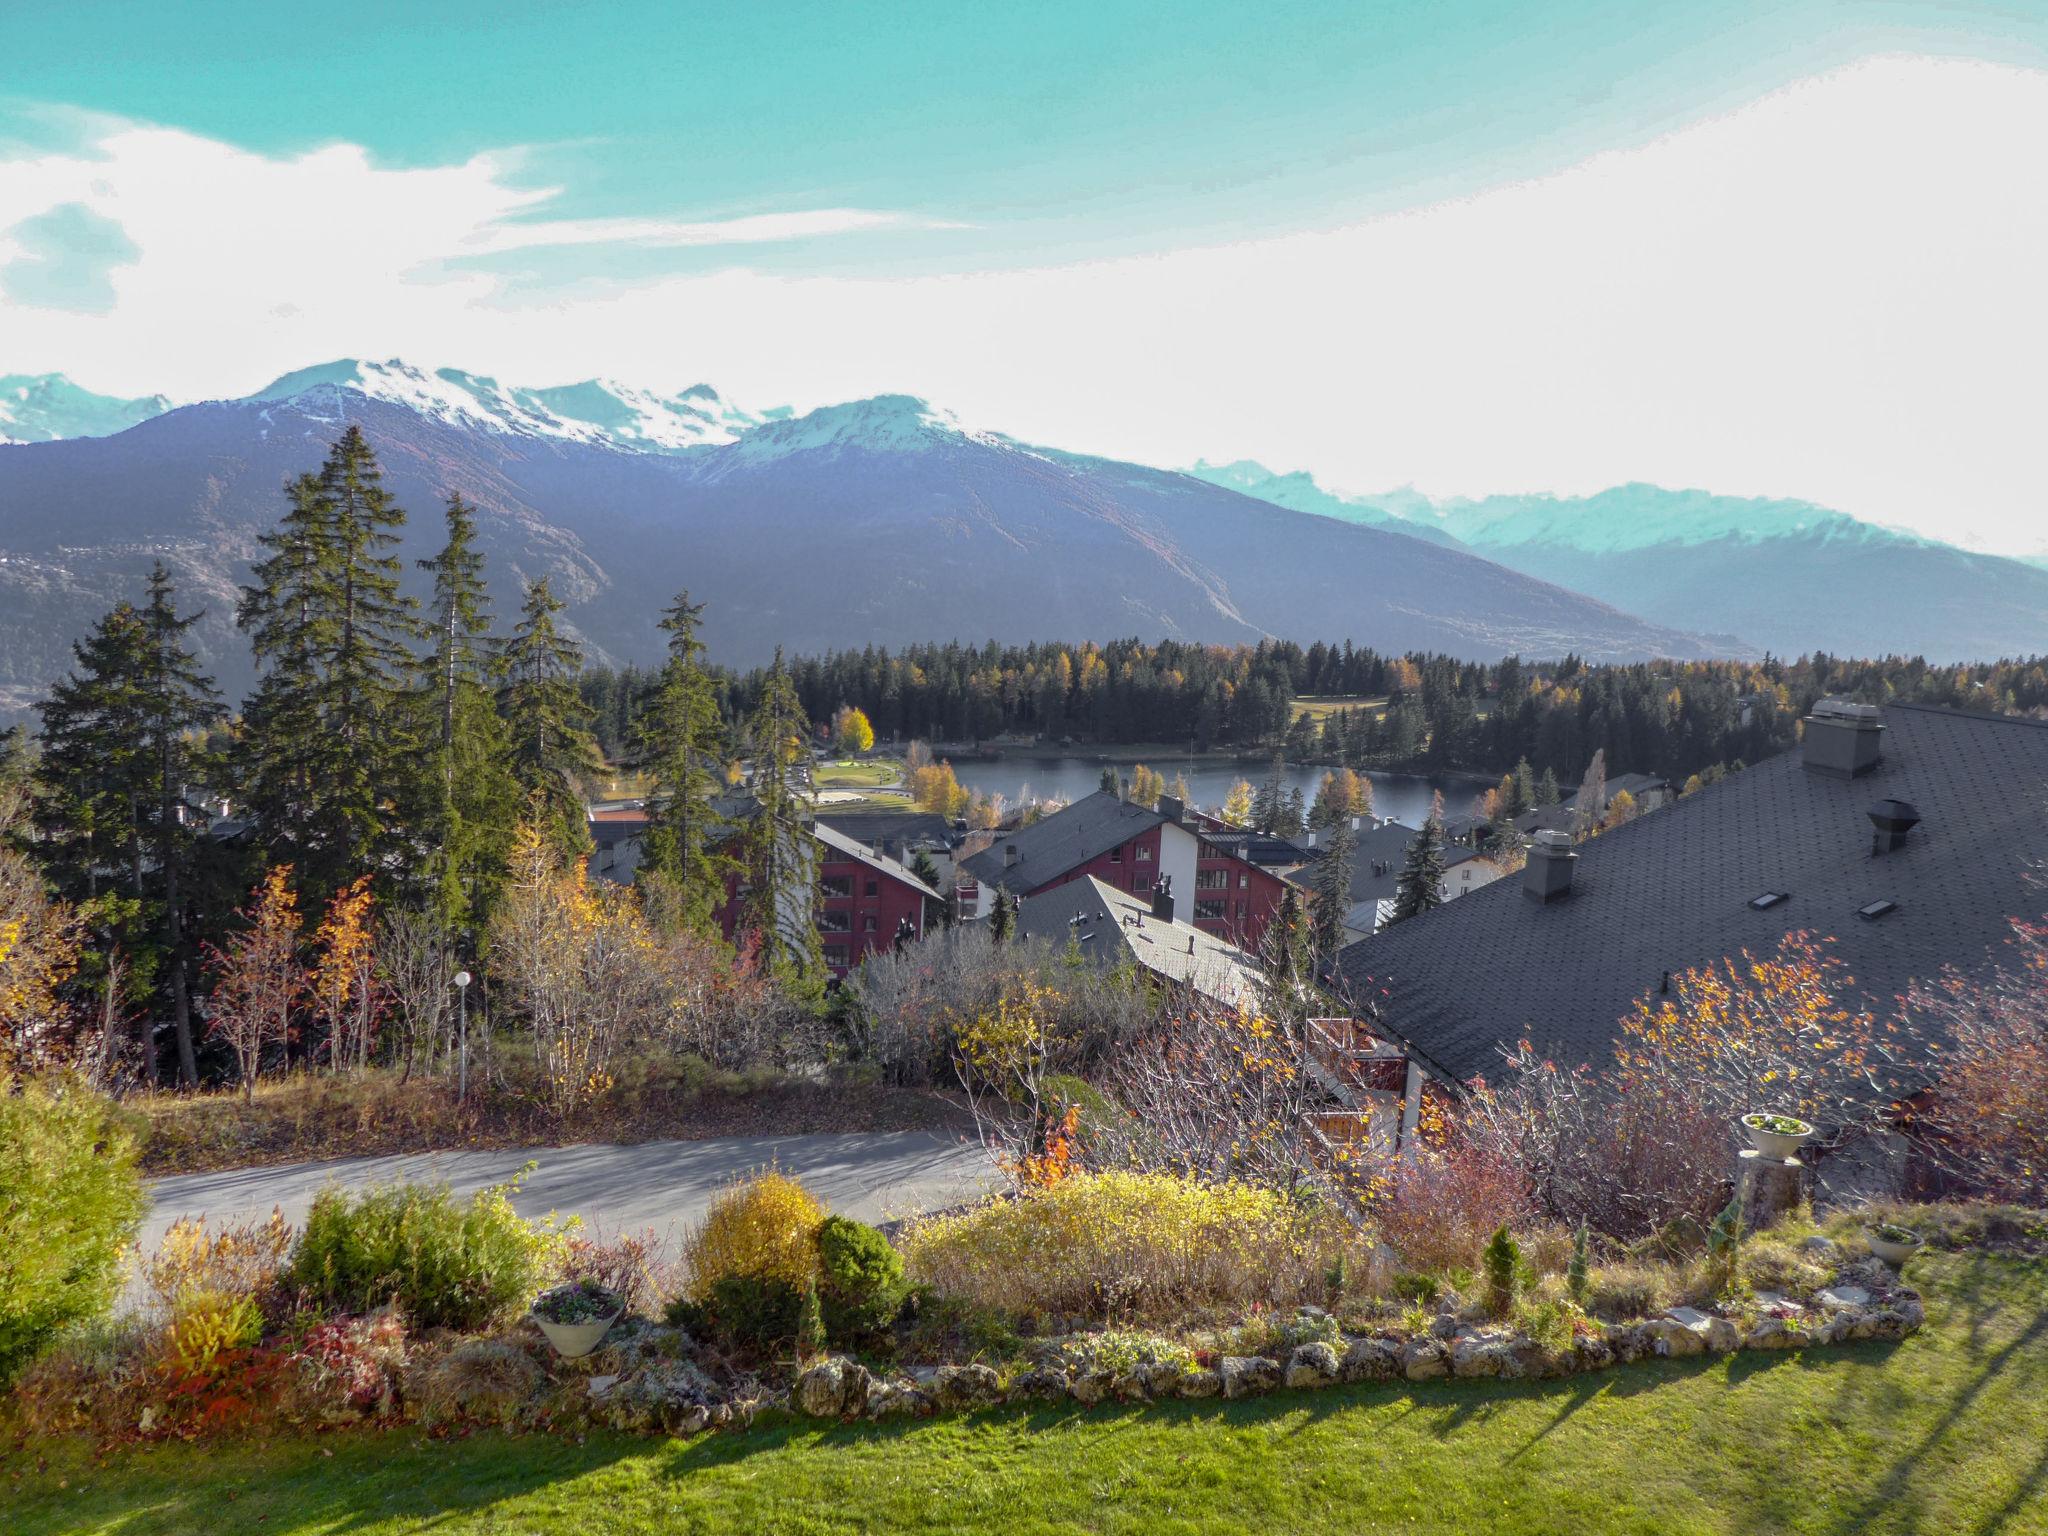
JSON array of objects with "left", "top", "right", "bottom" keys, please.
[
  {"left": 1151, "top": 874, "right": 1176, "bottom": 923},
  {"left": 1857, "top": 898, "right": 1898, "bottom": 921},
  {"left": 1002, "top": 842, "right": 1019, "bottom": 867},
  {"left": 1803, "top": 698, "right": 1885, "bottom": 779},
  {"left": 1749, "top": 891, "right": 1789, "bottom": 910},
  {"left": 1868, "top": 799, "right": 1920, "bottom": 855},
  {"left": 1522, "top": 828, "right": 1578, "bottom": 904}
]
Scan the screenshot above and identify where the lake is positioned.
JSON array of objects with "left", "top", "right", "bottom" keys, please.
[{"left": 946, "top": 756, "right": 1483, "bottom": 827}]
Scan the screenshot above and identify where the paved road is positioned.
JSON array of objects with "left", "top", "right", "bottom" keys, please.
[{"left": 140, "top": 1132, "right": 996, "bottom": 1259}]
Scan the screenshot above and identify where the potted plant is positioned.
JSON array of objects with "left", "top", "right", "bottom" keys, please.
[
  {"left": 532, "top": 1279, "right": 625, "bottom": 1359},
  {"left": 1866, "top": 1221, "right": 1922, "bottom": 1267},
  {"left": 1742, "top": 1112, "right": 1813, "bottom": 1160}
]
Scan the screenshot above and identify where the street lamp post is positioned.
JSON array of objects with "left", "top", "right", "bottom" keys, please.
[{"left": 453, "top": 969, "right": 473, "bottom": 1102}]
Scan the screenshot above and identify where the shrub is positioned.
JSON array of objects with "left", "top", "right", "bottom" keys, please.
[
  {"left": 682, "top": 1170, "right": 825, "bottom": 1302},
  {"left": 0, "top": 1072, "right": 147, "bottom": 1383},
  {"left": 1585, "top": 1262, "right": 1680, "bottom": 1320},
  {"left": 902, "top": 1170, "right": 1353, "bottom": 1321},
  {"left": 1391, "top": 1271, "right": 1441, "bottom": 1306},
  {"left": 412, "top": 1338, "right": 546, "bottom": 1426},
  {"left": 1482, "top": 1225, "right": 1522, "bottom": 1318},
  {"left": 816, "top": 1214, "right": 906, "bottom": 1340},
  {"left": 559, "top": 1230, "right": 664, "bottom": 1317},
  {"left": 1377, "top": 1135, "right": 1534, "bottom": 1276},
  {"left": 1567, "top": 1223, "right": 1591, "bottom": 1307},
  {"left": 142, "top": 1210, "right": 295, "bottom": 1323},
  {"left": 10, "top": 1318, "right": 154, "bottom": 1437},
  {"left": 288, "top": 1174, "right": 570, "bottom": 1330},
  {"left": 707, "top": 1273, "right": 805, "bottom": 1351},
  {"left": 285, "top": 1309, "right": 407, "bottom": 1420}
]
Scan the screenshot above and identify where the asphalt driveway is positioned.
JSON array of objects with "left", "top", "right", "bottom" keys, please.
[{"left": 139, "top": 1131, "right": 996, "bottom": 1260}]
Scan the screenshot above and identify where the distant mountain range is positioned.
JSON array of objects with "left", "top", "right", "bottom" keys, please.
[
  {"left": 1190, "top": 463, "right": 2048, "bottom": 663},
  {"left": 0, "top": 362, "right": 1719, "bottom": 717},
  {"left": 1, "top": 374, "right": 170, "bottom": 443}
]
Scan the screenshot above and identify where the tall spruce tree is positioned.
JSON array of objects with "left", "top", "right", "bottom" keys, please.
[
  {"left": 36, "top": 564, "right": 221, "bottom": 1084},
  {"left": 238, "top": 429, "right": 421, "bottom": 899},
  {"left": 1386, "top": 809, "right": 1449, "bottom": 927},
  {"left": 738, "top": 650, "right": 823, "bottom": 974},
  {"left": 638, "top": 590, "right": 728, "bottom": 932},
  {"left": 498, "top": 576, "right": 604, "bottom": 854},
  {"left": 415, "top": 494, "right": 520, "bottom": 930},
  {"left": 1308, "top": 816, "right": 1355, "bottom": 971}
]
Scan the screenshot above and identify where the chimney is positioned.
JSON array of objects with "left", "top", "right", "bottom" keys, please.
[
  {"left": 1522, "top": 829, "right": 1578, "bottom": 903},
  {"left": 1868, "top": 798, "right": 1921, "bottom": 855},
  {"left": 1151, "top": 874, "right": 1176, "bottom": 922},
  {"left": 1002, "top": 842, "right": 1019, "bottom": 868},
  {"left": 1803, "top": 698, "right": 1885, "bottom": 779},
  {"left": 1158, "top": 795, "right": 1185, "bottom": 825}
]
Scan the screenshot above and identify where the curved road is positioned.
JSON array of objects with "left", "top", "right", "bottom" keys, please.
[{"left": 141, "top": 1132, "right": 996, "bottom": 1257}]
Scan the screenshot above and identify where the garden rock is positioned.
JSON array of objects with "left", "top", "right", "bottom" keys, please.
[
  {"left": 1069, "top": 1368, "right": 1114, "bottom": 1406},
  {"left": 1007, "top": 1365, "right": 1072, "bottom": 1403},
  {"left": 931, "top": 1363, "right": 1002, "bottom": 1411},
  {"left": 1743, "top": 1317, "right": 1815, "bottom": 1351},
  {"left": 869, "top": 1384, "right": 934, "bottom": 1419},
  {"left": 586, "top": 1374, "right": 621, "bottom": 1400},
  {"left": 1815, "top": 1286, "right": 1871, "bottom": 1311},
  {"left": 795, "top": 1357, "right": 873, "bottom": 1419},
  {"left": 1402, "top": 1338, "right": 1448, "bottom": 1380},
  {"left": 1220, "top": 1355, "right": 1280, "bottom": 1399},
  {"left": 1450, "top": 1331, "right": 1511, "bottom": 1378},
  {"left": 1801, "top": 1235, "right": 1841, "bottom": 1264},
  {"left": 1340, "top": 1337, "right": 1402, "bottom": 1383},
  {"left": 1177, "top": 1367, "right": 1222, "bottom": 1399},
  {"left": 1284, "top": 1342, "right": 1341, "bottom": 1390},
  {"left": 1111, "top": 1369, "right": 1151, "bottom": 1402},
  {"left": 604, "top": 1360, "right": 720, "bottom": 1434},
  {"left": 1138, "top": 1360, "right": 1188, "bottom": 1397}
]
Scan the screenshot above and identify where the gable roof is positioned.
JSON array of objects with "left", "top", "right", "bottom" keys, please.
[
  {"left": 1013, "top": 875, "right": 1261, "bottom": 1005},
  {"left": 1288, "top": 820, "right": 1484, "bottom": 908},
  {"left": 1339, "top": 703, "right": 2048, "bottom": 1089},
  {"left": 813, "top": 822, "right": 945, "bottom": 901},
  {"left": 958, "top": 789, "right": 1168, "bottom": 890},
  {"left": 814, "top": 810, "right": 958, "bottom": 856}
]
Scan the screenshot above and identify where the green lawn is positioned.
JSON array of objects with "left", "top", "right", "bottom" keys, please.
[
  {"left": 10, "top": 1251, "right": 2045, "bottom": 1536},
  {"left": 813, "top": 759, "right": 902, "bottom": 788}
]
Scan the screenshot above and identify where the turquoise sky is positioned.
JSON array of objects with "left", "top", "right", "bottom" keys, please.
[{"left": 9, "top": 0, "right": 2047, "bottom": 280}]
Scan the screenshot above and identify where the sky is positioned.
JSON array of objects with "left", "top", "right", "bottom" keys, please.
[{"left": 4, "top": 2, "right": 2048, "bottom": 553}]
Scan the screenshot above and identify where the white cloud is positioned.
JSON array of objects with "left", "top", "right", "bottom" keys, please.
[{"left": 6, "top": 55, "right": 2047, "bottom": 553}]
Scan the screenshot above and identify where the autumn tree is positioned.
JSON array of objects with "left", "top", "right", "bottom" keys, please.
[
  {"left": 0, "top": 787, "right": 81, "bottom": 1070},
  {"left": 910, "top": 760, "right": 968, "bottom": 818},
  {"left": 1308, "top": 766, "right": 1372, "bottom": 829},
  {"left": 205, "top": 866, "right": 305, "bottom": 1100},
  {"left": 831, "top": 704, "right": 875, "bottom": 755},
  {"left": 1221, "top": 778, "right": 1255, "bottom": 827},
  {"left": 1126, "top": 763, "right": 1165, "bottom": 807},
  {"left": 311, "top": 876, "right": 381, "bottom": 1074},
  {"left": 1571, "top": 748, "right": 1607, "bottom": 838}
]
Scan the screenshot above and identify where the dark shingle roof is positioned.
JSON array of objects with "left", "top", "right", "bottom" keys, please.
[
  {"left": 958, "top": 789, "right": 1166, "bottom": 890},
  {"left": 1013, "top": 876, "right": 1260, "bottom": 1004},
  {"left": 813, "top": 811, "right": 958, "bottom": 854},
  {"left": 1339, "top": 704, "right": 2048, "bottom": 1088},
  {"left": 813, "top": 823, "right": 944, "bottom": 901},
  {"left": 1200, "top": 829, "right": 1317, "bottom": 867},
  {"left": 1289, "top": 820, "right": 1483, "bottom": 907}
]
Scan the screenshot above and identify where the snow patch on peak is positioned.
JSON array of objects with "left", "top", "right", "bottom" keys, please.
[
  {"left": 251, "top": 359, "right": 766, "bottom": 454},
  {"left": 728, "top": 393, "right": 1010, "bottom": 463},
  {"left": 0, "top": 373, "right": 170, "bottom": 443}
]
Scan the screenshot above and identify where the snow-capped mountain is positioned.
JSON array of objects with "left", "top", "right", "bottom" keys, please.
[
  {"left": 0, "top": 374, "right": 170, "bottom": 444},
  {"left": 251, "top": 359, "right": 763, "bottom": 453},
  {"left": 0, "top": 378, "right": 1727, "bottom": 716},
  {"left": 1192, "top": 462, "right": 2048, "bottom": 663}
]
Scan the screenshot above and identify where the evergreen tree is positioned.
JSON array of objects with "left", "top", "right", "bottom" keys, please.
[
  {"left": 414, "top": 495, "right": 519, "bottom": 930},
  {"left": 1386, "top": 808, "right": 1449, "bottom": 927},
  {"left": 1280, "top": 784, "right": 1307, "bottom": 836},
  {"left": 499, "top": 576, "right": 603, "bottom": 854},
  {"left": 989, "top": 886, "right": 1015, "bottom": 943},
  {"left": 1536, "top": 767, "right": 1562, "bottom": 807},
  {"left": 638, "top": 590, "right": 729, "bottom": 932},
  {"left": 1307, "top": 817, "right": 1355, "bottom": 971},
  {"left": 36, "top": 564, "right": 221, "bottom": 1084},
  {"left": 238, "top": 430, "right": 421, "bottom": 899},
  {"left": 1259, "top": 882, "right": 1313, "bottom": 1011},
  {"left": 738, "top": 650, "right": 823, "bottom": 973}
]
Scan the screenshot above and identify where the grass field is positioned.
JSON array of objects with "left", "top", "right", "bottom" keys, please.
[
  {"left": 10, "top": 1249, "right": 2044, "bottom": 1535},
  {"left": 813, "top": 759, "right": 904, "bottom": 789}
]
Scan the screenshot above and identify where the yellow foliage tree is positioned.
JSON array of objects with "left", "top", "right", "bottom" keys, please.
[
  {"left": 311, "top": 876, "right": 379, "bottom": 1075},
  {"left": 831, "top": 704, "right": 875, "bottom": 755},
  {"left": 1221, "top": 778, "right": 1255, "bottom": 827}
]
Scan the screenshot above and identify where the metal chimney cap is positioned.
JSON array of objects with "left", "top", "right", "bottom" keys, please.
[
  {"left": 1532, "top": 829, "right": 1575, "bottom": 851},
  {"left": 1867, "top": 799, "right": 1921, "bottom": 835},
  {"left": 1812, "top": 698, "right": 1883, "bottom": 724}
]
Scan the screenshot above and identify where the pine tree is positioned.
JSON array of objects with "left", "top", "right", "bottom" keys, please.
[
  {"left": 238, "top": 430, "right": 421, "bottom": 900},
  {"left": 738, "top": 650, "right": 822, "bottom": 973},
  {"left": 1386, "top": 808, "right": 1448, "bottom": 927},
  {"left": 638, "top": 590, "right": 728, "bottom": 932},
  {"left": 414, "top": 495, "right": 519, "bottom": 930},
  {"left": 989, "top": 886, "right": 1015, "bottom": 943},
  {"left": 1308, "top": 816, "right": 1355, "bottom": 971},
  {"left": 35, "top": 564, "right": 221, "bottom": 1085},
  {"left": 499, "top": 576, "right": 603, "bottom": 855},
  {"left": 1259, "top": 882, "right": 1313, "bottom": 1011}
]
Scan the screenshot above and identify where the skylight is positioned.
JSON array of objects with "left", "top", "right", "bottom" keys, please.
[
  {"left": 1749, "top": 891, "right": 1789, "bottom": 910},
  {"left": 1857, "top": 899, "right": 1898, "bottom": 921}
]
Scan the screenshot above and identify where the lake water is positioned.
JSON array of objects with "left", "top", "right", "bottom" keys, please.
[{"left": 946, "top": 756, "right": 1482, "bottom": 828}]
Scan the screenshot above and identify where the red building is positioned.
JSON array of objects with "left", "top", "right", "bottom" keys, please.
[
  {"left": 709, "top": 820, "right": 944, "bottom": 979},
  {"left": 958, "top": 790, "right": 1286, "bottom": 950}
]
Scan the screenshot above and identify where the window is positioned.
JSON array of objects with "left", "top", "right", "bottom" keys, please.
[
  {"left": 823, "top": 943, "right": 849, "bottom": 967},
  {"left": 1857, "top": 899, "right": 1898, "bottom": 921},
  {"left": 1195, "top": 868, "right": 1229, "bottom": 891},
  {"left": 1136, "top": 844, "right": 1152, "bottom": 862},
  {"left": 1750, "top": 891, "right": 1789, "bottom": 910},
  {"left": 862, "top": 915, "right": 877, "bottom": 932},
  {"left": 817, "top": 909, "right": 851, "bottom": 933},
  {"left": 819, "top": 875, "right": 852, "bottom": 900},
  {"left": 1238, "top": 872, "right": 1249, "bottom": 890},
  {"left": 1195, "top": 898, "right": 1226, "bottom": 922},
  {"left": 1109, "top": 845, "right": 1122, "bottom": 863},
  {"left": 865, "top": 878, "right": 879, "bottom": 898}
]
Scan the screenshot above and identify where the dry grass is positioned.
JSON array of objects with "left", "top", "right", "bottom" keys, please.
[{"left": 132, "top": 1056, "right": 965, "bottom": 1174}]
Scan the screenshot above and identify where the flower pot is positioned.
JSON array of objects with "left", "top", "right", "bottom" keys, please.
[
  {"left": 534, "top": 1310, "right": 621, "bottom": 1359},
  {"left": 1742, "top": 1114, "right": 1812, "bottom": 1160},
  {"left": 1866, "top": 1230, "right": 1921, "bottom": 1267}
]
